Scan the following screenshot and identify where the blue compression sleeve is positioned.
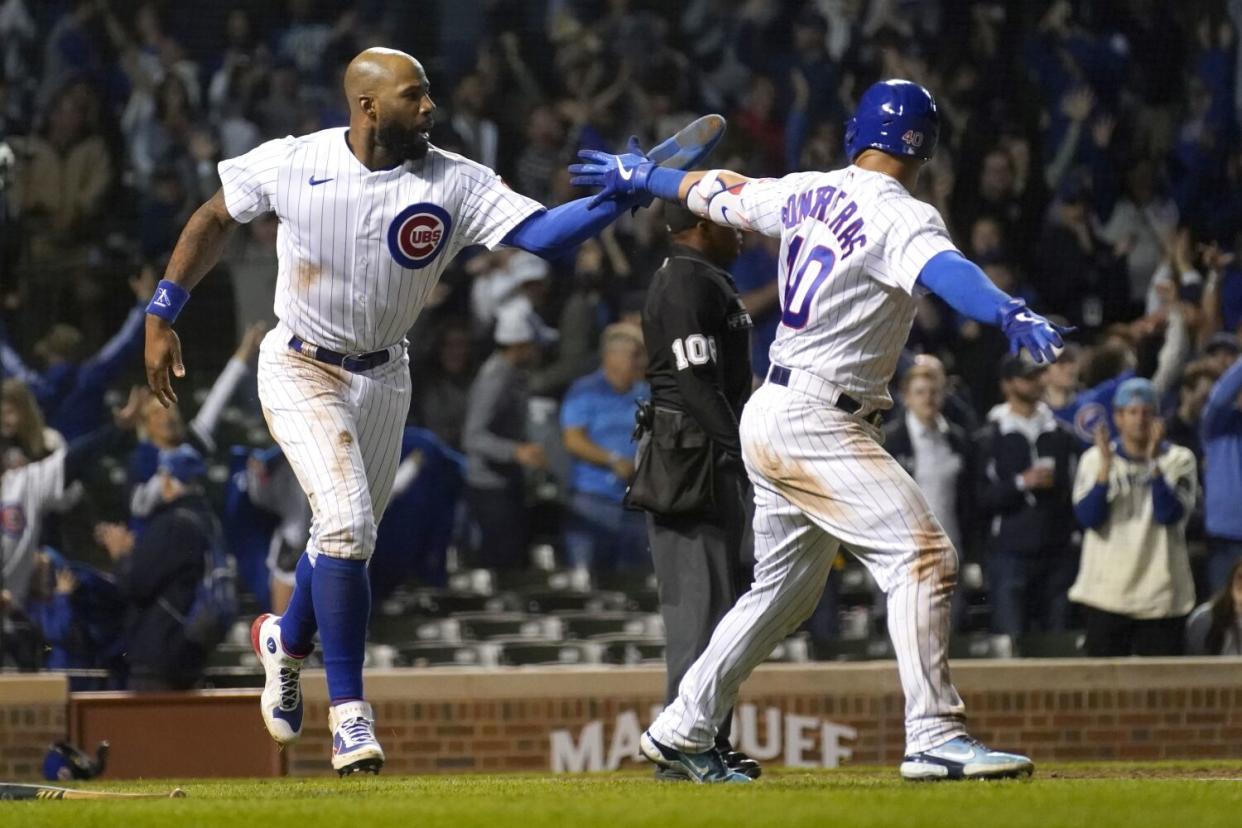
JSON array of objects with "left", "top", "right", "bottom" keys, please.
[
  {"left": 916, "top": 250, "right": 1014, "bottom": 325},
  {"left": 503, "top": 195, "right": 637, "bottom": 259}
]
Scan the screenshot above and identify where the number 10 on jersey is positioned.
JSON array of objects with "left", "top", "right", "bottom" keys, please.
[{"left": 781, "top": 235, "right": 836, "bottom": 329}]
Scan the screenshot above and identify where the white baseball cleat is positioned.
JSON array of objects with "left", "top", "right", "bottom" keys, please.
[
  {"left": 330, "top": 700, "right": 385, "bottom": 776},
  {"left": 250, "top": 613, "right": 305, "bottom": 745},
  {"left": 900, "top": 735, "right": 1034, "bottom": 781}
]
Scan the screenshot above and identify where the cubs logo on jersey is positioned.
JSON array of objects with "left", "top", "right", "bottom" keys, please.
[
  {"left": 387, "top": 203, "right": 452, "bottom": 270},
  {"left": 0, "top": 503, "right": 26, "bottom": 538}
]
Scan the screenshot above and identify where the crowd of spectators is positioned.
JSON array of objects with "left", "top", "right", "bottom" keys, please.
[{"left": 3, "top": 0, "right": 1242, "bottom": 684}]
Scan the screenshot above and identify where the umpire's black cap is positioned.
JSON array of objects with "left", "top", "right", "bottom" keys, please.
[{"left": 662, "top": 200, "right": 703, "bottom": 236}]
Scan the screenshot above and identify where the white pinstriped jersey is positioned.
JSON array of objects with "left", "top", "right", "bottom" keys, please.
[
  {"left": 736, "top": 166, "right": 958, "bottom": 410},
  {"left": 1, "top": 451, "right": 66, "bottom": 607},
  {"left": 218, "top": 127, "right": 543, "bottom": 353}
]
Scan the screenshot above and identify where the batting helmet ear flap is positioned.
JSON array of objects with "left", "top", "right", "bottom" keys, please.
[{"left": 843, "top": 116, "right": 858, "bottom": 160}]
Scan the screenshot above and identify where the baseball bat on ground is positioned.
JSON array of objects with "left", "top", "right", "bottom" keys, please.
[{"left": 0, "top": 782, "right": 186, "bottom": 800}]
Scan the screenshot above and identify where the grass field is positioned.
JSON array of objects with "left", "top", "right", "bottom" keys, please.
[{"left": 3, "top": 762, "right": 1241, "bottom": 828}]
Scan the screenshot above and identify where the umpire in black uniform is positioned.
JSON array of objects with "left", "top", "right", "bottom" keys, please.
[{"left": 628, "top": 202, "right": 759, "bottom": 780}]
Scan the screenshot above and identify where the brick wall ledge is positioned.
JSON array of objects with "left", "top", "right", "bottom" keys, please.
[
  {"left": 292, "top": 657, "right": 1242, "bottom": 703},
  {"left": 0, "top": 672, "right": 69, "bottom": 704}
]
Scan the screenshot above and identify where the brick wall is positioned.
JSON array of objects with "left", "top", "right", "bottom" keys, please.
[
  {"left": 0, "top": 675, "right": 68, "bottom": 780},
  {"left": 286, "top": 658, "right": 1242, "bottom": 775},
  {"left": 3, "top": 660, "right": 1241, "bottom": 781}
]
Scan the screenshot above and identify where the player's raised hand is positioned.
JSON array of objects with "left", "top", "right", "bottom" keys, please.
[
  {"left": 999, "top": 298, "right": 1074, "bottom": 364},
  {"left": 145, "top": 316, "right": 185, "bottom": 407},
  {"left": 569, "top": 136, "right": 654, "bottom": 208}
]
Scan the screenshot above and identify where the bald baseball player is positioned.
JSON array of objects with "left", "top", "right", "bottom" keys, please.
[
  {"left": 571, "top": 80, "right": 1070, "bottom": 783},
  {"left": 144, "top": 48, "right": 674, "bottom": 775}
]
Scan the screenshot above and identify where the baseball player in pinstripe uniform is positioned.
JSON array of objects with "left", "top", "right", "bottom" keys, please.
[
  {"left": 144, "top": 48, "right": 676, "bottom": 775},
  {"left": 572, "top": 80, "right": 1071, "bottom": 782}
]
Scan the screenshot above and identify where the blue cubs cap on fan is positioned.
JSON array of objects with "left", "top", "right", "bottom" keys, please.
[
  {"left": 1113, "top": 377, "right": 1158, "bottom": 409},
  {"left": 159, "top": 445, "right": 208, "bottom": 483},
  {"left": 844, "top": 79, "right": 939, "bottom": 162}
]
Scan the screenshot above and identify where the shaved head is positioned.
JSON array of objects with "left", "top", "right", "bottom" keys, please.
[{"left": 344, "top": 47, "right": 436, "bottom": 163}]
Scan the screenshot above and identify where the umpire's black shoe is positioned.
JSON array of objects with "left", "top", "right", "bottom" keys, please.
[{"left": 722, "top": 750, "right": 762, "bottom": 780}]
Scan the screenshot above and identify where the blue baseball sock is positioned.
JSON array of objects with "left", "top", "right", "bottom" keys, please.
[
  {"left": 312, "top": 555, "right": 370, "bottom": 704},
  {"left": 276, "top": 553, "right": 317, "bottom": 657}
]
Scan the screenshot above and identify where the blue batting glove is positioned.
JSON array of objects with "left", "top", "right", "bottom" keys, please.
[
  {"left": 999, "top": 298, "right": 1076, "bottom": 363},
  {"left": 568, "top": 135, "right": 656, "bottom": 208}
]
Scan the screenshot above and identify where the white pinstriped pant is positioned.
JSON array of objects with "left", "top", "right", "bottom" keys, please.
[
  {"left": 649, "top": 381, "right": 967, "bottom": 755},
  {"left": 256, "top": 323, "right": 411, "bottom": 563}
]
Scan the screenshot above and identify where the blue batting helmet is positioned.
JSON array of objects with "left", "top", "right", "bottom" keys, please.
[{"left": 844, "top": 79, "right": 939, "bottom": 162}]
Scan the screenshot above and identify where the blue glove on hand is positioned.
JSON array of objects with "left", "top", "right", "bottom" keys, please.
[
  {"left": 568, "top": 136, "right": 656, "bottom": 208},
  {"left": 999, "top": 298, "right": 1075, "bottom": 363}
]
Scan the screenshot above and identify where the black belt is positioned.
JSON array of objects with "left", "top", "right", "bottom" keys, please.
[
  {"left": 767, "top": 364, "right": 882, "bottom": 426},
  {"left": 288, "top": 336, "right": 391, "bottom": 373}
]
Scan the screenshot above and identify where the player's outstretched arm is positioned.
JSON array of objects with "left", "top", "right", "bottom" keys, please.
[
  {"left": 568, "top": 151, "right": 770, "bottom": 235},
  {"left": 916, "top": 250, "right": 1074, "bottom": 363},
  {"left": 144, "top": 188, "right": 241, "bottom": 407}
]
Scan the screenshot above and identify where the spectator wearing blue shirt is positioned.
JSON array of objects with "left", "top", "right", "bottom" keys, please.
[
  {"left": 23, "top": 549, "right": 126, "bottom": 690},
  {"left": 1201, "top": 354, "right": 1242, "bottom": 591},
  {"left": 1, "top": 267, "right": 155, "bottom": 441},
  {"left": 560, "top": 324, "right": 649, "bottom": 574}
]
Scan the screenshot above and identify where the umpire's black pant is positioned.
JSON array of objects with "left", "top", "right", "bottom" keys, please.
[{"left": 647, "top": 463, "right": 750, "bottom": 748}]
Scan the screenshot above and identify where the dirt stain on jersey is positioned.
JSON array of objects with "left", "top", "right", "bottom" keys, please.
[{"left": 294, "top": 259, "right": 322, "bottom": 290}]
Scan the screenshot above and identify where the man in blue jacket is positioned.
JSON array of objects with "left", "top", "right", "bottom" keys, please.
[{"left": 1201, "top": 354, "right": 1242, "bottom": 591}]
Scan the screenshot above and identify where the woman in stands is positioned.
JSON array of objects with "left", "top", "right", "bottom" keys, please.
[{"left": 1186, "top": 559, "right": 1242, "bottom": 655}]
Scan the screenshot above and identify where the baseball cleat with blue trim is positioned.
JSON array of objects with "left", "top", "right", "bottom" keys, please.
[
  {"left": 330, "top": 700, "right": 385, "bottom": 776},
  {"left": 250, "top": 614, "right": 305, "bottom": 745},
  {"left": 639, "top": 731, "right": 751, "bottom": 783},
  {"left": 900, "top": 735, "right": 1034, "bottom": 781}
]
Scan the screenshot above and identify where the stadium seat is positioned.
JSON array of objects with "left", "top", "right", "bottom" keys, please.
[
  {"left": 455, "top": 612, "right": 561, "bottom": 641},
  {"left": 408, "top": 590, "right": 506, "bottom": 616},
  {"left": 1017, "top": 630, "right": 1086, "bottom": 658},
  {"left": 556, "top": 612, "right": 647, "bottom": 639},
  {"left": 594, "top": 570, "right": 659, "bottom": 594},
  {"left": 497, "top": 641, "right": 602, "bottom": 666},
  {"left": 447, "top": 569, "right": 496, "bottom": 595},
  {"left": 765, "top": 633, "right": 811, "bottom": 663},
  {"left": 811, "top": 636, "right": 896, "bottom": 662},
  {"left": 597, "top": 636, "right": 665, "bottom": 665},
  {"left": 369, "top": 613, "right": 445, "bottom": 644},
  {"left": 397, "top": 642, "right": 499, "bottom": 669},
  {"left": 948, "top": 632, "right": 1013, "bottom": 659},
  {"left": 517, "top": 590, "right": 628, "bottom": 614}
]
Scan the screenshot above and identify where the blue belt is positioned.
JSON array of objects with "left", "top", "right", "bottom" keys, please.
[
  {"left": 767, "top": 364, "right": 881, "bottom": 426},
  {"left": 288, "top": 336, "right": 391, "bottom": 373}
]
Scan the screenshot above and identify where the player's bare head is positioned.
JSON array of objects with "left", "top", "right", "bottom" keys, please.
[{"left": 345, "top": 47, "right": 435, "bottom": 161}]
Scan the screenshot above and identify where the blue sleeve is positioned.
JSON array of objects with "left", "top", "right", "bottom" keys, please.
[
  {"left": 1074, "top": 482, "right": 1111, "bottom": 529},
  {"left": 1, "top": 336, "right": 53, "bottom": 399},
  {"left": 503, "top": 195, "right": 639, "bottom": 260},
  {"left": 78, "top": 303, "right": 146, "bottom": 391},
  {"left": 916, "top": 250, "right": 1014, "bottom": 326},
  {"left": 1151, "top": 473, "right": 1186, "bottom": 525},
  {"left": 1201, "top": 358, "right": 1242, "bottom": 439}
]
